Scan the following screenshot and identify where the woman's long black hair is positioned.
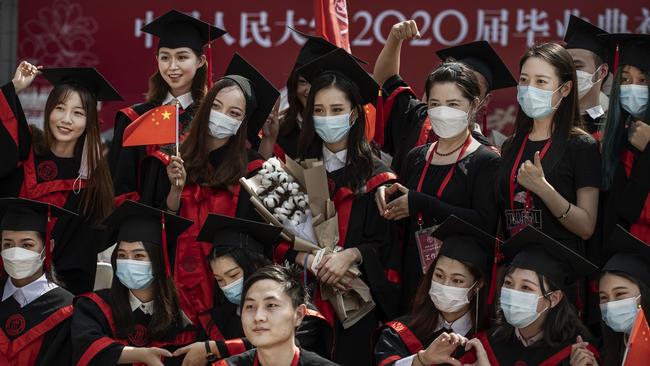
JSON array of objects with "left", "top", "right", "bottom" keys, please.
[
  {"left": 297, "top": 71, "right": 374, "bottom": 195},
  {"left": 207, "top": 246, "right": 270, "bottom": 306}
]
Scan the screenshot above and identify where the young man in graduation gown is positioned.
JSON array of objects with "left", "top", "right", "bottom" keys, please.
[
  {"left": 71, "top": 200, "right": 198, "bottom": 366},
  {"left": 0, "top": 198, "right": 76, "bottom": 365},
  {"left": 564, "top": 15, "right": 611, "bottom": 141},
  {"left": 214, "top": 265, "right": 338, "bottom": 366},
  {"left": 172, "top": 214, "right": 332, "bottom": 363}
]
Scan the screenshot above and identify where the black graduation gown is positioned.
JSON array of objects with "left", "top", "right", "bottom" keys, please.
[
  {"left": 379, "top": 75, "right": 493, "bottom": 173},
  {"left": 582, "top": 112, "right": 606, "bottom": 142},
  {"left": 0, "top": 82, "right": 109, "bottom": 295},
  {"left": 108, "top": 101, "right": 196, "bottom": 201},
  {"left": 456, "top": 330, "right": 599, "bottom": 366},
  {"left": 0, "top": 279, "right": 73, "bottom": 365},
  {"left": 213, "top": 348, "right": 339, "bottom": 366},
  {"left": 71, "top": 289, "right": 198, "bottom": 366},
  {"left": 275, "top": 156, "right": 402, "bottom": 366},
  {"left": 275, "top": 121, "right": 301, "bottom": 161}
]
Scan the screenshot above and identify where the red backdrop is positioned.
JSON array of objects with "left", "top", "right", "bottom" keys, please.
[{"left": 16, "top": 0, "right": 650, "bottom": 141}]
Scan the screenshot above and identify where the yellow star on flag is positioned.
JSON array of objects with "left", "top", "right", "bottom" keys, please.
[{"left": 161, "top": 110, "right": 172, "bottom": 120}]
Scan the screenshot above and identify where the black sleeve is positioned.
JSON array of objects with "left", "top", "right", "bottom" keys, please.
[
  {"left": 407, "top": 150, "right": 501, "bottom": 233},
  {"left": 381, "top": 75, "right": 427, "bottom": 157},
  {"left": 34, "top": 317, "right": 72, "bottom": 366},
  {"left": 138, "top": 155, "right": 172, "bottom": 209},
  {"left": 616, "top": 147, "right": 650, "bottom": 223},
  {"left": 572, "top": 135, "right": 601, "bottom": 190},
  {"left": 296, "top": 315, "right": 333, "bottom": 360},
  {"left": 374, "top": 327, "right": 412, "bottom": 366},
  {"left": 0, "top": 82, "right": 31, "bottom": 179},
  {"left": 71, "top": 297, "right": 124, "bottom": 366},
  {"left": 110, "top": 112, "right": 148, "bottom": 197}
]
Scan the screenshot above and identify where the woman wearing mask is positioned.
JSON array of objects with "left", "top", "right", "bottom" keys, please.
[
  {"left": 142, "top": 53, "right": 278, "bottom": 325},
  {"left": 109, "top": 9, "right": 225, "bottom": 202},
  {"left": 432, "top": 225, "right": 599, "bottom": 365},
  {"left": 375, "top": 60, "right": 500, "bottom": 311},
  {"left": 72, "top": 200, "right": 197, "bottom": 366},
  {"left": 374, "top": 216, "right": 495, "bottom": 366},
  {"left": 0, "top": 199, "right": 76, "bottom": 365},
  {"left": 173, "top": 214, "right": 332, "bottom": 365},
  {"left": 570, "top": 226, "right": 650, "bottom": 366},
  {"left": 274, "top": 48, "right": 401, "bottom": 365},
  {"left": 373, "top": 20, "right": 516, "bottom": 172},
  {"left": 495, "top": 43, "right": 600, "bottom": 255},
  {"left": 600, "top": 35, "right": 650, "bottom": 244},
  {"left": 0, "top": 63, "right": 120, "bottom": 295}
]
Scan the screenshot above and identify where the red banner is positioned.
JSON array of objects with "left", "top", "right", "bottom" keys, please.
[{"left": 16, "top": 0, "right": 650, "bottom": 143}]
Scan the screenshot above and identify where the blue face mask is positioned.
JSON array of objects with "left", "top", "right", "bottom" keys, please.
[
  {"left": 620, "top": 85, "right": 649, "bottom": 118},
  {"left": 500, "top": 287, "right": 549, "bottom": 329},
  {"left": 517, "top": 84, "right": 564, "bottom": 119},
  {"left": 115, "top": 259, "right": 154, "bottom": 290},
  {"left": 600, "top": 295, "right": 640, "bottom": 333},
  {"left": 313, "top": 112, "right": 353, "bottom": 144},
  {"left": 221, "top": 277, "right": 244, "bottom": 305}
]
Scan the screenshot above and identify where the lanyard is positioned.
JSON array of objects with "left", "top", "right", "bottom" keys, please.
[
  {"left": 253, "top": 347, "right": 300, "bottom": 366},
  {"left": 416, "top": 134, "right": 472, "bottom": 227},
  {"left": 508, "top": 133, "right": 552, "bottom": 211}
]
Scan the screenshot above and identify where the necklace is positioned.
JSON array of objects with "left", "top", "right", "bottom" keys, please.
[{"left": 435, "top": 140, "right": 466, "bottom": 156}]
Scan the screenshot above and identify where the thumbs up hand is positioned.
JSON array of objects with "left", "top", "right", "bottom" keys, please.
[{"left": 517, "top": 151, "right": 549, "bottom": 195}]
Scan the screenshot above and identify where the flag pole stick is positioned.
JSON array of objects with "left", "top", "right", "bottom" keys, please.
[{"left": 175, "top": 101, "right": 180, "bottom": 187}]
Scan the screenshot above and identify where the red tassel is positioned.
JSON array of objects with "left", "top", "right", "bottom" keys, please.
[
  {"left": 44, "top": 205, "right": 52, "bottom": 271},
  {"left": 613, "top": 44, "right": 620, "bottom": 77},
  {"left": 161, "top": 212, "right": 171, "bottom": 277},
  {"left": 482, "top": 112, "right": 488, "bottom": 137},
  {"left": 374, "top": 88, "right": 385, "bottom": 147},
  {"left": 487, "top": 238, "right": 503, "bottom": 304}
]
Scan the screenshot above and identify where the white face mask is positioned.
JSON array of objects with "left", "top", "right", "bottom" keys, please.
[
  {"left": 208, "top": 110, "right": 242, "bottom": 139},
  {"left": 313, "top": 112, "right": 353, "bottom": 144},
  {"left": 600, "top": 295, "right": 641, "bottom": 334},
  {"left": 427, "top": 106, "right": 470, "bottom": 139},
  {"left": 500, "top": 287, "right": 550, "bottom": 329},
  {"left": 429, "top": 280, "right": 476, "bottom": 313},
  {"left": 1, "top": 247, "right": 44, "bottom": 280},
  {"left": 576, "top": 67, "right": 603, "bottom": 99}
]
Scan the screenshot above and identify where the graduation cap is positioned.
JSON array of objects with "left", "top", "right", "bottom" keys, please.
[
  {"left": 40, "top": 67, "right": 122, "bottom": 101},
  {"left": 296, "top": 48, "right": 380, "bottom": 105},
  {"left": 141, "top": 9, "right": 226, "bottom": 52},
  {"left": 502, "top": 225, "right": 597, "bottom": 288},
  {"left": 563, "top": 15, "right": 609, "bottom": 58},
  {"left": 435, "top": 41, "right": 517, "bottom": 91},
  {"left": 0, "top": 198, "right": 77, "bottom": 270},
  {"left": 602, "top": 225, "right": 650, "bottom": 287},
  {"left": 432, "top": 215, "right": 496, "bottom": 274},
  {"left": 289, "top": 27, "right": 367, "bottom": 71},
  {"left": 599, "top": 33, "right": 650, "bottom": 73},
  {"left": 196, "top": 214, "right": 282, "bottom": 255},
  {"left": 223, "top": 53, "right": 280, "bottom": 145},
  {"left": 102, "top": 200, "right": 193, "bottom": 276}
]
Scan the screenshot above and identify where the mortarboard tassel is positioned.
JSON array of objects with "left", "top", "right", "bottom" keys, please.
[
  {"left": 374, "top": 88, "right": 385, "bottom": 147},
  {"left": 613, "top": 44, "right": 620, "bottom": 77},
  {"left": 161, "top": 212, "right": 171, "bottom": 277},
  {"left": 207, "top": 25, "right": 213, "bottom": 88},
  {"left": 488, "top": 238, "right": 504, "bottom": 304},
  {"left": 44, "top": 205, "right": 53, "bottom": 271}
]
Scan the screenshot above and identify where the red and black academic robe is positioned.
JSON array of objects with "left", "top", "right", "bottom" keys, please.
[
  {"left": 0, "top": 280, "right": 73, "bottom": 365},
  {"left": 275, "top": 157, "right": 402, "bottom": 365},
  {"left": 451, "top": 330, "right": 599, "bottom": 366},
  {"left": 0, "top": 82, "right": 109, "bottom": 295},
  {"left": 138, "top": 146, "right": 265, "bottom": 324},
  {"left": 378, "top": 75, "right": 493, "bottom": 173},
  {"left": 273, "top": 122, "right": 301, "bottom": 162},
  {"left": 198, "top": 299, "right": 333, "bottom": 360},
  {"left": 71, "top": 289, "right": 198, "bottom": 366},
  {"left": 213, "top": 347, "right": 339, "bottom": 366},
  {"left": 108, "top": 101, "right": 196, "bottom": 203}
]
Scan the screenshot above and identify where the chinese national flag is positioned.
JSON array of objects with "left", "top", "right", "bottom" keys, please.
[
  {"left": 624, "top": 309, "right": 650, "bottom": 366},
  {"left": 314, "top": 0, "right": 351, "bottom": 52},
  {"left": 122, "top": 105, "right": 177, "bottom": 147}
]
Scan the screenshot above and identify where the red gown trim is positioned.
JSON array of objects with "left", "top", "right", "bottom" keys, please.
[
  {"left": 474, "top": 331, "right": 499, "bottom": 366},
  {"left": 197, "top": 312, "right": 224, "bottom": 341},
  {"left": 247, "top": 159, "right": 264, "bottom": 174},
  {"left": 0, "top": 89, "right": 19, "bottom": 146},
  {"left": 539, "top": 343, "right": 600, "bottom": 366},
  {"left": 76, "top": 336, "right": 120, "bottom": 366},
  {"left": 224, "top": 338, "right": 247, "bottom": 356},
  {"left": 273, "top": 144, "right": 287, "bottom": 162},
  {"left": 119, "top": 107, "right": 141, "bottom": 123},
  {"left": 416, "top": 117, "right": 433, "bottom": 147},
  {"left": 273, "top": 241, "right": 292, "bottom": 264},
  {"left": 384, "top": 320, "right": 423, "bottom": 355},
  {"left": 20, "top": 150, "right": 85, "bottom": 205},
  {"left": 114, "top": 191, "right": 141, "bottom": 208},
  {"left": 378, "top": 355, "right": 402, "bottom": 366},
  {"left": 621, "top": 150, "right": 650, "bottom": 242}
]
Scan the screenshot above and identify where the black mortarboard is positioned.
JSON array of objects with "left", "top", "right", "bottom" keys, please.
[
  {"left": 289, "top": 27, "right": 367, "bottom": 71},
  {"left": 432, "top": 215, "right": 496, "bottom": 274},
  {"left": 141, "top": 9, "right": 226, "bottom": 52},
  {"left": 602, "top": 225, "right": 650, "bottom": 287},
  {"left": 563, "top": 15, "right": 609, "bottom": 57},
  {"left": 196, "top": 214, "right": 282, "bottom": 255},
  {"left": 598, "top": 33, "right": 650, "bottom": 72},
  {"left": 503, "top": 226, "right": 597, "bottom": 288},
  {"left": 224, "top": 53, "right": 280, "bottom": 145},
  {"left": 435, "top": 41, "right": 517, "bottom": 91},
  {"left": 40, "top": 67, "right": 123, "bottom": 101},
  {"left": 296, "top": 48, "right": 380, "bottom": 105},
  {"left": 102, "top": 200, "right": 193, "bottom": 275},
  {"left": 0, "top": 198, "right": 77, "bottom": 270}
]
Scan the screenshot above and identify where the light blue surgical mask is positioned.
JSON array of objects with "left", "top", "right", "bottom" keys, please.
[
  {"left": 600, "top": 295, "right": 640, "bottom": 334},
  {"left": 313, "top": 112, "right": 353, "bottom": 143},
  {"left": 208, "top": 110, "right": 242, "bottom": 139},
  {"left": 620, "top": 85, "right": 649, "bottom": 118},
  {"left": 221, "top": 277, "right": 244, "bottom": 305},
  {"left": 115, "top": 259, "right": 154, "bottom": 290},
  {"left": 517, "top": 84, "right": 565, "bottom": 119},
  {"left": 500, "top": 287, "right": 550, "bottom": 329}
]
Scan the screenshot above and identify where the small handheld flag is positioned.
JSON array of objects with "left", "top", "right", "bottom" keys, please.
[
  {"left": 624, "top": 308, "right": 650, "bottom": 366},
  {"left": 122, "top": 105, "right": 177, "bottom": 147}
]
